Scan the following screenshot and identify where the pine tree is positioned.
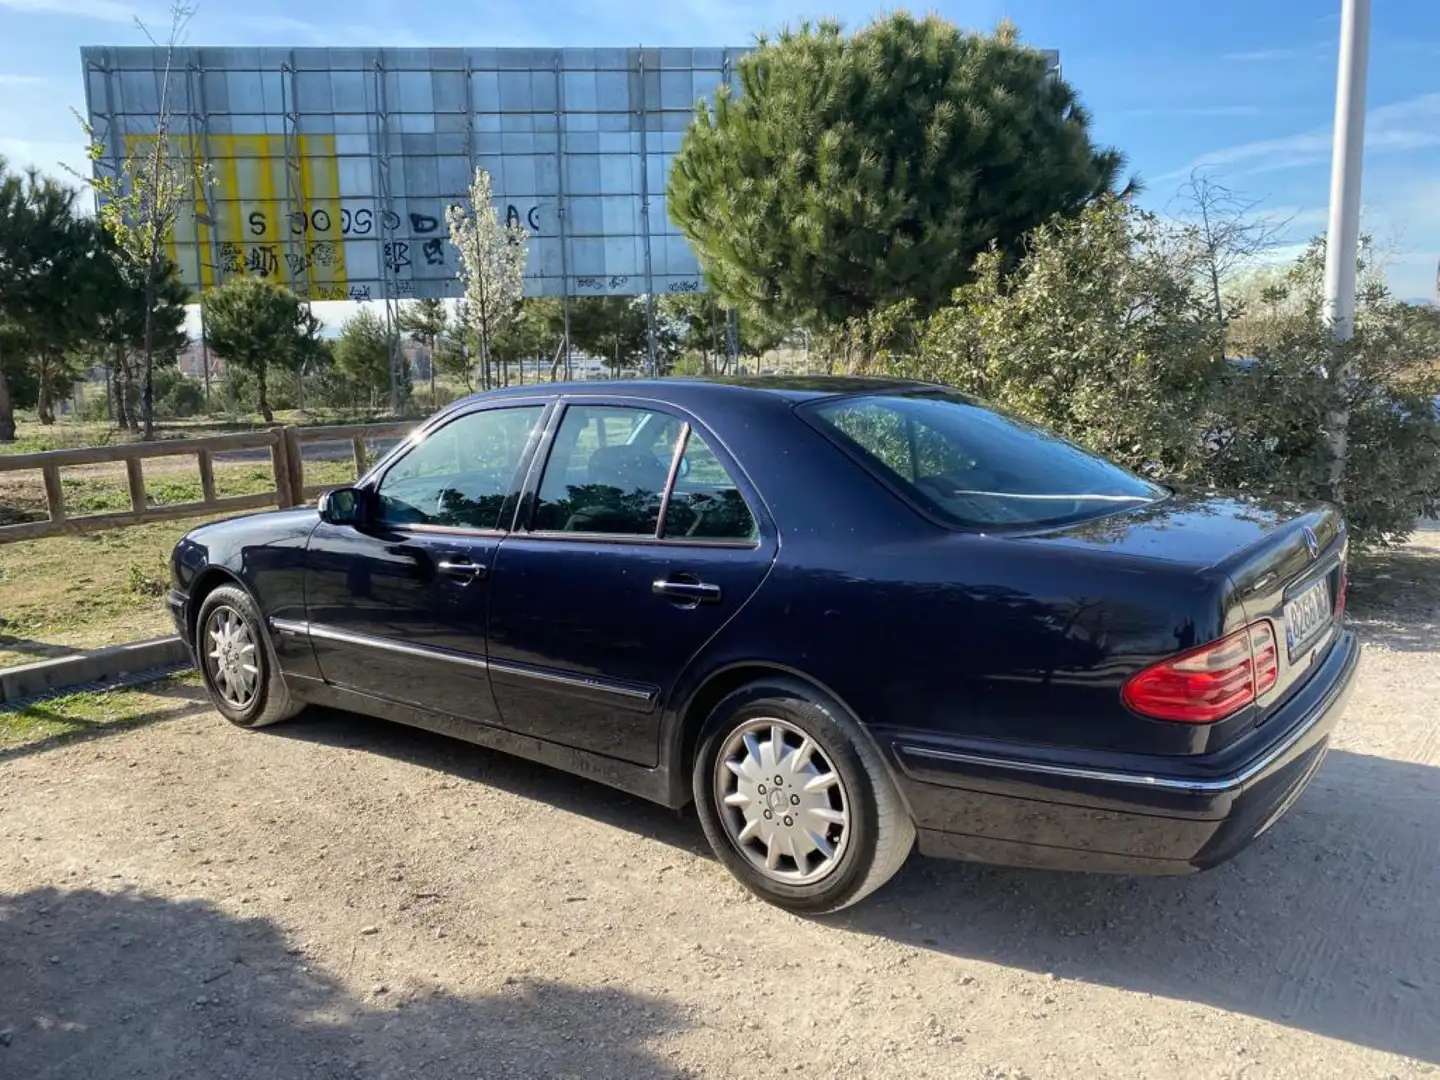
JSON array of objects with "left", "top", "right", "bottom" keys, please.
[{"left": 668, "top": 13, "right": 1132, "bottom": 347}]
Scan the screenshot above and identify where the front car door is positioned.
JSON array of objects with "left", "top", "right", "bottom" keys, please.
[
  {"left": 302, "top": 399, "right": 551, "bottom": 722},
  {"left": 485, "top": 397, "right": 777, "bottom": 766}
]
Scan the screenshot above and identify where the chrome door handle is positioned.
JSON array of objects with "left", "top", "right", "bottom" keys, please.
[
  {"left": 653, "top": 578, "right": 722, "bottom": 604},
  {"left": 437, "top": 559, "right": 487, "bottom": 582}
]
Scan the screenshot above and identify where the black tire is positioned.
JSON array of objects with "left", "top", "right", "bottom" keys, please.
[
  {"left": 194, "top": 584, "right": 301, "bottom": 729},
  {"left": 692, "top": 680, "right": 915, "bottom": 914}
]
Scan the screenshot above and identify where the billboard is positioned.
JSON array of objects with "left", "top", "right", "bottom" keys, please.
[{"left": 79, "top": 46, "right": 748, "bottom": 304}]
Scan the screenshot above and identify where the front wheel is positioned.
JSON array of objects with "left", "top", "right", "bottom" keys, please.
[
  {"left": 692, "top": 682, "right": 915, "bottom": 914},
  {"left": 195, "top": 585, "right": 301, "bottom": 729}
]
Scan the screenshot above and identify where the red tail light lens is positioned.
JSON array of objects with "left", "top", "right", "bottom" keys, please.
[
  {"left": 1122, "top": 621, "right": 1278, "bottom": 724},
  {"left": 1335, "top": 566, "right": 1348, "bottom": 621}
]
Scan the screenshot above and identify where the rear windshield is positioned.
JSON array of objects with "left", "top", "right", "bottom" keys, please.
[{"left": 802, "top": 390, "right": 1165, "bottom": 530}]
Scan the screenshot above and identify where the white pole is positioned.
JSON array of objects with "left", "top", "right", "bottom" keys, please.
[{"left": 1320, "top": 0, "right": 1371, "bottom": 485}]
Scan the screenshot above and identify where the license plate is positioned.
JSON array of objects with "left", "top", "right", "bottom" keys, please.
[{"left": 1285, "top": 577, "right": 1332, "bottom": 656}]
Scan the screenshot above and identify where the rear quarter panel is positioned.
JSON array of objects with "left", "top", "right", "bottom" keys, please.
[{"left": 665, "top": 409, "right": 1240, "bottom": 763}]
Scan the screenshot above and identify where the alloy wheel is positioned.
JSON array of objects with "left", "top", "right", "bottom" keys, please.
[
  {"left": 205, "top": 605, "right": 260, "bottom": 711},
  {"left": 713, "top": 717, "right": 851, "bottom": 885}
]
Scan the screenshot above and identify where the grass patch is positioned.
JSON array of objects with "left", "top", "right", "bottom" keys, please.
[
  {"left": 0, "top": 463, "right": 348, "bottom": 667},
  {"left": 0, "top": 670, "right": 206, "bottom": 749}
]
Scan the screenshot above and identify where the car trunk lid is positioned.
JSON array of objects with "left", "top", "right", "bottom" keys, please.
[{"left": 1015, "top": 490, "right": 1349, "bottom": 730}]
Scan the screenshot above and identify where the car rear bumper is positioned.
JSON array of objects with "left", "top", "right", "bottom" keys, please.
[{"left": 889, "top": 628, "right": 1360, "bottom": 875}]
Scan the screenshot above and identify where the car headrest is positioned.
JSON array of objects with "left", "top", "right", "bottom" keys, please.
[{"left": 587, "top": 444, "right": 668, "bottom": 492}]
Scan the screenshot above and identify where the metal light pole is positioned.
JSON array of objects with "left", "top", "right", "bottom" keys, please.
[{"left": 1320, "top": 0, "right": 1371, "bottom": 484}]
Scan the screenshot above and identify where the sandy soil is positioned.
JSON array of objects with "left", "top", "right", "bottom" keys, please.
[{"left": 2, "top": 535, "right": 1438, "bottom": 1080}]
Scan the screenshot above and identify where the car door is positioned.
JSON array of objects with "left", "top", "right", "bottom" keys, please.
[
  {"left": 485, "top": 397, "right": 778, "bottom": 767},
  {"left": 303, "top": 400, "right": 551, "bottom": 722}
]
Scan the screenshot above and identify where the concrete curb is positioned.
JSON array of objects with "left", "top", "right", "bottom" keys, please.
[{"left": 0, "top": 636, "right": 193, "bottom": 705}]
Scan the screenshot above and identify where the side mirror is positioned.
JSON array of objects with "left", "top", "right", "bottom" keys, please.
[{"left": 318, "top": 486, "right": 368, "bottom": 527}]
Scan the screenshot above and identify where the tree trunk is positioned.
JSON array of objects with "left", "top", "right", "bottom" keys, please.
[
  {"left": 478, "top": 325, "right": 491, "bottom": 392},
  {"left": 0, "top": 352, "right": 16, "bottom": 443},
  {"left": 257, "top": 363, "right": 274, "bottom": 423},
  {"left": 141, "top": 272, "right": 157, "bottom": 440},
  {"left": 37, "top": 357, "right": 55, "bottom": 425},
  {"left": 428, "top": 337, "right": 436, "bottom": 409},
  {"left": 115, "top": 351, "right": 136, "bottom": 431}
]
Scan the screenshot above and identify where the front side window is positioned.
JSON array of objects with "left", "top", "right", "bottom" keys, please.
[
  {"left": 375, "top": 405, "right": 546, "bottom": 530},
  {"left": 805, "top": 391, "right": 1164, "bottom": 530}
]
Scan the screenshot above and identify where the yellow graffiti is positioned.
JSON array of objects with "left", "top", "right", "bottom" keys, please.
[{"left": 121, "top": 133, "right": 349, "bottom": 300}]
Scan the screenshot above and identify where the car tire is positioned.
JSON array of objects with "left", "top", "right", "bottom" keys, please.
[
  {"left": 692, "top": 680, "right": 915, "bottom": 914},
  {"left": 195, "top": 584, "right": 302, "bottom": 729}
]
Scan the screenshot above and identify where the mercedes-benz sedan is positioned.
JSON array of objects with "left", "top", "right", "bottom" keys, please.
[{"left": 168, "top": 377, "right": 1359, "bottom": 913}]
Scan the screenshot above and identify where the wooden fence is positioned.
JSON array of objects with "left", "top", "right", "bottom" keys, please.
[{"left": 0, "top": 422, "right": 414, "bottom": 544}]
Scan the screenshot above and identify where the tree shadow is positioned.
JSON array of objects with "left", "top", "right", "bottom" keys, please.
[
  {"left": 273, "top": 707, "right": 709, "bottom": 861},
  {"left": 1346, "top": 542, "right": 1440, "bottom": 654},
  {"left": 273, "top": 713, "right": 1439, "bottom": 1062},
  {"left": 0, "top": 886, "right": 687, "bottom": 1079},
  {"left": 0, "top": 683, "right": 212, "bottom": 763},
  {"left": 0, "top": 635, "right": 80, "bottom": 663}
]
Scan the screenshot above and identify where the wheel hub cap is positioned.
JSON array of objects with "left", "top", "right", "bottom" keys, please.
[
  {"left": 205, "top": 606, "right": 259, "bottom": 710},
  {"left": 714, "top": 718, "right": 850, "bottom": 885}
]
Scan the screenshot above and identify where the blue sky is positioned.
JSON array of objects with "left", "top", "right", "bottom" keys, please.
[{"left": 1, "top": 0, "right": 1437, "bottom": 301}]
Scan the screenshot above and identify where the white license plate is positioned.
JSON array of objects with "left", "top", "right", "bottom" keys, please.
[{"left": 1285, "top": 577, "right": 1332, "bottom": 655}]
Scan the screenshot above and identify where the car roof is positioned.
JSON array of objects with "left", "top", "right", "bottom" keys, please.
[{"left": 452, "top": 374, "right": 941, "bottom": 411}]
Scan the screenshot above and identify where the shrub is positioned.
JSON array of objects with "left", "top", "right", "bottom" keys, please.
[{"left": 897, "top": 201, "right": 1440, "bottom": 546}]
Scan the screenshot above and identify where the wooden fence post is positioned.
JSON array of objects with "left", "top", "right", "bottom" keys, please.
[
  {"left": 283, "top": 426, "right": 305, "bottom": 506},
  {"left": 125, "top": 459, "right": 146, "bottom": 513},
  {"left": 42, "top": 464, "right": 65, "bottom": 523},
  {"left": 271, "top": 427, "right": 294, "bottom": 507}
]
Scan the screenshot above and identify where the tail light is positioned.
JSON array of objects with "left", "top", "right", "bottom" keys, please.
[
  {"left": 1335, "top": 565, "right": 1348, "bottom": 621},
  {"left": 1122, "top": 621, "right": 1279, "bottom": 724}
]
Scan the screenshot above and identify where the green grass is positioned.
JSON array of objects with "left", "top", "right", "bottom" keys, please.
[
  {"left": 0, "top": 671, "right": 206, "bottom": 749},
  {"left": 0, "top": 458, "right": 358, "bottom": 667}
]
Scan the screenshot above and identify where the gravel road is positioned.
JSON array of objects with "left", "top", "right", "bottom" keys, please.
[{"left": 2, "top": 531, "right": 1438, "bottom": 1080}]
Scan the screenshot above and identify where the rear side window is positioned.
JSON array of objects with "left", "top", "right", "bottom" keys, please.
[
  {"left": 804, "top": 391, "right": 1164, "bottom": 530},
  {"left": 531, "top": 404, "right": 758, "bottom": 542},
  {"left": 532, "top": 405, "right": 682, "bottom": 535},
  {"left": 662, "top": 430, "right": 758, "bottom": 541}
]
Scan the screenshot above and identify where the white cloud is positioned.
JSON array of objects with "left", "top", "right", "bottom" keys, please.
[
  {"left": 1223, "top": 48, "right": 1303, "bottom": 62},
  {"left": 1153, "top": 93, "right": 1440, "bottom": 182},
  {"left": 0, "top": 0, "right": 140, "bottom": 22},
  {"left": 0, "top": 136, "right": 90, "bottom": 181}
]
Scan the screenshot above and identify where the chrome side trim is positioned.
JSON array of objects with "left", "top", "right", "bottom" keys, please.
[
  {"left": 899, "top": 686, "right": 1336, "bottom": 796},
  {"left": 279, "top": 620, "right": 490, "bottom": 673},
  {"left": 280, "top": 619, "right": 656, "bottom": 703},
  {"left": 487, "top": 659, "right": 657, "bottom": 703}
]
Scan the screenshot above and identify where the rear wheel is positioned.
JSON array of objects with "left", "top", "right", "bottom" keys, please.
[
  {"left": 195, "top": 585, "right": 301, "bottom": 729},
  {"left": 692, "top": 682, "right": 914, "bottom": 914}
]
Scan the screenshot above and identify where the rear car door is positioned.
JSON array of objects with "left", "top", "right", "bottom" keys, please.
[
  {"left": 302, "top": 400, "right": 551, "bottom": 722},
  {"left": 485, "top": 398, "right": 777, "bottom": 766}
]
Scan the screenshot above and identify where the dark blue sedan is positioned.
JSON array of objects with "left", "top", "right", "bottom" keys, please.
[{"left": 168, "top": 377, "right": 1360, "bottom": 913}]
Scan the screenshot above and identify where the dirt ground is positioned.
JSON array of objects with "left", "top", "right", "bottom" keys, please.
[{"left": 2, "top": 533, "right": 1438, "bottom": 1079}]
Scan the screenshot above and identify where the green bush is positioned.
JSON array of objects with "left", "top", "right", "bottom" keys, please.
[
  {"left": 901, "top": 198, "right": 1225, "bottom": 479},
  {"left": 151, "top": 366, "right": 206, "bottom": 419},
  {"left": 897, "top": 199, "right": 1440, "bottom": 547}
]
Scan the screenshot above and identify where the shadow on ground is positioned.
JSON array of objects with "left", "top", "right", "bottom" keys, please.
[
  {"left": 0, "top": 636, "right": 79, "bottom": 663},
  {"left": 0, "top": 886, "right": 687, "bottom": 1080},
  {"left": 0, "top": 683, "right": 212, "bottom": 762},
  {"left": 277, "top": 709, "right": 1439, "bottom": 1066}
]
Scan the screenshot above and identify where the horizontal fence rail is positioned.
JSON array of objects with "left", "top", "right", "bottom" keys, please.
[{"left": 0, "top": 422, "right": 415, "bottom": 544}]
